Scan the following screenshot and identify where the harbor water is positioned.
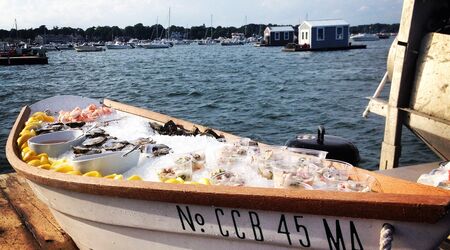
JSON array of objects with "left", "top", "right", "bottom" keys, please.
[{"left": 0, "top": 40, "right": 439, "bottom": 174}]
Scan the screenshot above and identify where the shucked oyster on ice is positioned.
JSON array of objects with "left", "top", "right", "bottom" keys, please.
[
  {"left": 148, "top": 144, "right": 171, "bottom": 157},
  {"left": 72, "top": 146, "right": 102, "bottom": 156},
  {"left": 82, "top": 136, "right": 107, "bottom": 147},
  {"left": 210, "top": 169, "right": 245, "bottom": 186},
  {"left": 157, "top": 154, "right": 194, "bottom": 181},
  {"left": 190, "top": 151, "right": 205, "bottom": 170},
  {"left": 272, "top": 166, "right": 315, "bottom": 189},
  {"left": 85, "top": 128, "right": 107, "bottom": 138}
]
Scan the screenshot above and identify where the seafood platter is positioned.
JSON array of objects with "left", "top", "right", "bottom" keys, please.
[{"left": 6, "top": 96, "right": 450, "bottom": 249}]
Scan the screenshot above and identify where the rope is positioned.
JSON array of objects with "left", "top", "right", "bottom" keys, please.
[{"left": 379, "top": 223, "right": 395, "bottom": 250}]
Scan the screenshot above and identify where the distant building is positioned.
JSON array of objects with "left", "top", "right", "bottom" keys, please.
[
  {"left": 298, "top": 19, "right": 350, "bottom": 49},
  {"left": 263, "top": 26, "right": 294, "bottom": 46}
]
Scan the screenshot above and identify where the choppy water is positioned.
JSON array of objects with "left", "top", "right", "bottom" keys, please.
[{"left": 0, "top": 40, "right": 439, "bottom": 174}]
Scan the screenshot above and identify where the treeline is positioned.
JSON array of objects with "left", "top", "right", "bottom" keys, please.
[
  {"left": 0, "top": 23, "right": 399, "bottom": 42},
  {"left": 0, "top": 23, "right": 269, "bottom": 42},
  {"left": 349, "top": 23, "right": 399, "bottom": 34}
]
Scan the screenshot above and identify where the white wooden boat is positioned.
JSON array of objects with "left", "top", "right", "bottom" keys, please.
[{"left": 6, "top": 95, "right": 450, "bottom": 250}]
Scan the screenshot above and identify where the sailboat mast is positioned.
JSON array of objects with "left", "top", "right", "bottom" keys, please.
[
  {"left": 15, "top": 18, "right": 18, "bottom": 41},
  {"left": 167, "top": 7, "right": 171, "bottom": 40},
  {"left": 244, "top": 16, "right": 247, "bottom": 37},
  {"left": 210, "top": 14, "right": 213, "bottom": 38},
  {"left": 156, "top": 17, "right": 159, "bottom": 39}
]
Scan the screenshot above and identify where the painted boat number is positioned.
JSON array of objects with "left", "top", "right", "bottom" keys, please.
[{"left": 176, "top": 205, "right": 365, "bottom": 249}]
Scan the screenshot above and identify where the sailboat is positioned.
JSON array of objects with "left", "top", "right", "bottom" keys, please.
[
  {"left": 142, "top": 16, "right": 171, "bottom": 49},
  {"left": 198, "top": 15, "right": 216, "bottom": 45},
  {"left": 221, "top": 16, "right": 247, "bottom": 46}
]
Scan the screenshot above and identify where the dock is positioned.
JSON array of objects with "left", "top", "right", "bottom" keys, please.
[
  {"left": 282, "top": 44, "right": 366, "bottom": 52},
  {"left": 0, "top": 172, "right": 77, "bottom": 249},
  {"left": 0, "top": 56, "right": 48, "bottom": 66},
  {"left": 0, "top": 162, "right": 449, "bottom": 249}
]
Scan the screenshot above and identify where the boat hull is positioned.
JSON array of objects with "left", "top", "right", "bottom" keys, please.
[
  {"left": 29, "top": 181, "right": 450, "bottom": 250},
  {"left": 74, "top": 46, "right": 104, "bottom": 52},
  {"left": 106, "top": 45, "right": 133, "bottom": 49},
  {"left": 142, "top": 43, "right": 171, "bottom": 49}
]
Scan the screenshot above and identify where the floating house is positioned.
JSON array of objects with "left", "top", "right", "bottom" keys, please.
[
  {"left": 263, "top": 26, "right": 295, "bottom": 46},
  {"left": 298, "top": 19, "right": 350, "bottom": 49}
]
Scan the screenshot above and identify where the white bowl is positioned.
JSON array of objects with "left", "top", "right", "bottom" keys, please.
[
  {"left": 28, "top": 130, "right": 85, "bottom": 157},
  {"left": 71, "top": 150, "right": 140, "bottom": 176}
]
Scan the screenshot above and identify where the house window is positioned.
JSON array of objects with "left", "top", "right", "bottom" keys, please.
[
  {"left": 317, "top": 27, "right": 325, "bottom": 41},
  {"left": 275, "top": 32, "right": 280, "bottom": 40},
  {"left": 336, "top": 26, "right": 343, "bottom": 40},
  {"left": 301, "top": 32, "right": 304, "bottom": 40},
  {"left": 305, "top": 32, "right": 308, "bottom": 40},
  {"left": 284, "top": 32, "right": 289, "bottom": 40}
]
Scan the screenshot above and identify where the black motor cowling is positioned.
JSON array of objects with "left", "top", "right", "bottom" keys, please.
[{"left": 285, "top": 126, "right": 360, "bottom": 165}]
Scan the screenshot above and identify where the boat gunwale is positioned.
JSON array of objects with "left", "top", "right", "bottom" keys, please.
[{"left": 6, "top": 99, "right": 450, "bottom": 224}]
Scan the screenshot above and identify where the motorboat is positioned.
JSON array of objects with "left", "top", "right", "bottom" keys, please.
[
  {"left": 141, "top": 41, "right": 171, "bottom": 49},
  {"left": 198, "top": 38, "right": 216, "bottom": 45},
  {"left": 172, "top": 40, "right": 191, "bottom": 45},
  {"left": 377, "top": 33, "right": 391, "bottom": 39},
  {"left": 74, "top": 44, "right": 104, "bottom": 52},
  {"left": 221, "top": 33, "right": 246, "bottom": 46},
  {"left": 350, "top": 33, "right": 380, "bottom": 41},
  {"left": 221, "top": 40, "right": 245, "bottom": 46},
  {"left": 106, "top": 42, "right": 134, "bottom": 49}
]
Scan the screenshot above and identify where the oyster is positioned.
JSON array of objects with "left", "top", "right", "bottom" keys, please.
[
  {"left": 103, "top": 141, "right": 130, "bottom": 151},
  {"left": 85, "top": 128, "right": 107, "bottom": 138},
  {"left": 72, "top": 146, "right": 102, "bottom": 156},
  {"left": 152, "top": 144, "right": 171, "bottom": 156},
  {"left": 136, "top": 137, "right": 156, "bottom": 145},
  {"left": 65, "top": 121, "right": 86, "bottom": 128},
  {"left": 149, "top": 122, "right": 163, "bottom": 132},
  {"left": 35, "top": 123, "right": 65, "bottom": 135},
  {"left": 210, "top": 169, "right": 245, "bottom": 186},
  {"left": 201, "top": 128, "right": 224, "bottom": 139},
  {"left": 158, "top": 164, "right": 192, "bottom": 181},
  {"left": 190, "top": 152, "right": 205, "bottom": 171},
  {"left": 82, "top": 136, "right": 107, "bottom": 147}
]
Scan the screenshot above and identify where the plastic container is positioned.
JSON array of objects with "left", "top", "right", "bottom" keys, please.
[
  {"left": 157, "top": 154, "right": 194, "bottom": 181},
  {"left": 272, "top": 164, "right": 315, "bottom": 189},
  {"left": 71, "top": 150, "right": 140, "bottom": 176}
]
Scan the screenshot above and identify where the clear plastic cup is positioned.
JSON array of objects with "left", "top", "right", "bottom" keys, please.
[
  {"left": 157, "top": 154, "right": 193, "bottom": 181},
  {"left": 272, "top": 164, "right": 315, "bottom": 190}
]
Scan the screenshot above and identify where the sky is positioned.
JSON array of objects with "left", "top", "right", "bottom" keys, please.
[{"left": 0, "top": 0, "right": 403, "bottom": 30}]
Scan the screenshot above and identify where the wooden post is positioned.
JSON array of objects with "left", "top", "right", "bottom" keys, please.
[
  {"left": 379, "top": 1, "right": 412, "bottom": 170},
  {"left": 379, "top": 0, "right": 444, "bottom": 169}
]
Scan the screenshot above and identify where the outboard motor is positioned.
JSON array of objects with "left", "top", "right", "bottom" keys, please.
[{"left": 285, "top": 126, "right": 360, "bottom": 165}]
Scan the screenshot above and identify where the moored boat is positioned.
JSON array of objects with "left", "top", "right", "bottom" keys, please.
[
  {"left": 6, "top": 95, "right": 450, "bottom": 250},
  {"left": 74, "top": 44, "right": 105, "bottom": 52},
  {"left": 377, "top": 33, "right": 391, "bottom": 39},
  {"left": 350, "top": 33, "right": 380, "bottom": 41},
  {"left": 141, "top": 41, "right": 171, "bottom": 49},
  {"left": 106, "top": 41, "right": 134, "bottom": 49}
]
